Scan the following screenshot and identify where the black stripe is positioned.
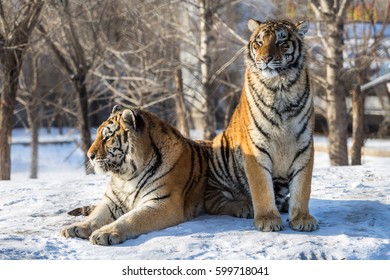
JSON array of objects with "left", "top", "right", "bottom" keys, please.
[
  {"left": 248, "top": 74, "right": 283, "bottom": 119},
  {"left": 181, "top": 144, "right": 196, "bottom": 197},
  {"left": 220, "top": 132, "right": 239, "bottom": 182},
  {"left": 284, "top": 91, "right": 310, "bottom": 120},
  {"left": 106, "top": 205, "right": 117, "bottom": 220},
  {"left": 259, "top": 163, "right": 272, "bottom": 176},
  {"left": 283, "top": 78, "right": 310, "bottom": 115},
  {"left": 208, "top": 154, "right": 227, "bottom": 186},
  {"left": 148, "top": 155, "right": 181, "bottom": 186},
  {"left": 214, "top": 135, "right": 231, "bottom": 181},
  {"left": 256, "top": 72, "right": 279, "bottom": 92},
  {"left": 249, "top": 85, "right": 280, "bottom": 127},
  {"left": 247, "top": 100, "right": 271, "bottom": 140},
  {"left": 129, "top": 159, "right": 137, "bottom": 172},
  {"left": 107, "top": 191, "right": 127, "bottom": 212},
  {"left": 183, "top": 142, "right": 207, "bottom": 200},
  {"left": 226, "top": 136, "right": 245, "bottom": 188},
  {"left": 117, "top": 144, "right": 130, "bottom": 166},
  {"left": 137, "top": 141, "right": 182, "bottom": 201},
  {"left": 287, "top": 39, "right": 303, "bottom": 70},
  {"left": 221, "top": 133, "right": 230, "bottom": 170},
  {"left": 296, "top": 105, "right": 313, "bottom": 140},
  {"left": 122, "top": 131, "right": 128, "bottom": 143},
  {"left": 248, "top": 133, "right": 273, "bottom": 164},
  {"left": 247, "top": 42, "right": 255, "bottom": 63},
  {"left": 150, "top": 193, "right": 171, "bottom": 201},
  {"left": 194, "top": 143, "right": 203, "bottom": 175},
  {"left": 132, "top": 136, "right": 162, "bottom": 206},
  {"left": 288, "top": 166, "right": 305, "bottom": 182},
  {"left": 290, "top": 139, "right": 312, "bottom": 170},
  {"left": 230, "top": 151, "right": 242, "bottom": 184},
  {"left": 141, "top": 184, "right": 165, "bottom": 199}
]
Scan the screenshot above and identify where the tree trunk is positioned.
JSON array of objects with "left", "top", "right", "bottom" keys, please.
[
  {"left": 175, "top": 67, "right": 189, "bottom": 138},
  {"left": 199, "top": 0, "right": 216, "bottom": 140},
  {"left": 30, "top": 114, "right": 39, "bottom": 179},
  {"left": 0, "top": 1, "right": 43, "bottom": 180},
  {"left": 324, "top": 18, "right": 349, "bottom": 166},
  {"left": 351, "top": 84, "right": 364, "bottom": 165},
  {"left": 0, "top": 69, "right": 19, "bottom": 180},
  {"left": 74, "top": 79, "right": 93, "bottom": 174}
]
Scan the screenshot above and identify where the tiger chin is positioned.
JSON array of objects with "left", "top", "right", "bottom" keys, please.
[
  {"left": 61, "top": 105, "right": 208, "bottom": 245},
  {"left": 205, "top": 19, "right": 318, "bottom": 232}
]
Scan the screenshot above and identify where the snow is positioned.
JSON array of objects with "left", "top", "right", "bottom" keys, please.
[{"left": 0, "top": 128, "right": 389, "bottom": 260}]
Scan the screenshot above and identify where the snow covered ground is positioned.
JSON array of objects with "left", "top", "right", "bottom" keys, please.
[{"left": 0, "top": 128, "right": 389, "bottom": 260}]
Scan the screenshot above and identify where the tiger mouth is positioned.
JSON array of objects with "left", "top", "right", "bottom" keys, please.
[
  {"left": 255, "top": 62, "right": 277, "bottom": 70},
  {"left": 91, "top": 159, "right": 110, "bottom": 173},
  {"left": 257, "top": 63, "right": 289, "bottom": 75}
]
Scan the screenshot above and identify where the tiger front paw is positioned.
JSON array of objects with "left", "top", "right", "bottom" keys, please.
[
  {"left": 61, "top": 223, "right": 92, "bottom": 239},
  {"left": 289, "top": 214, "right": 318, "bottom": 232},
  {"left": 89, "top": 227, "right": 125, "bottom": 246},
  {"left": 254, "top": 213, "right": 283, "bottom": 232}
]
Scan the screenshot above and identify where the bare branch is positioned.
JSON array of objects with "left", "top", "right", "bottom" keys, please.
[
  {"left": 336, "top": 0, "right": 353, "bottom": 20},
  {"left": 213, "top": 13, "right": 246, "bottom": 45},
  {"left": 308, "top": 3, "right": 328, "bottom": 48},
  {"left": 209, "top": 46, "right": 244, "bottom": 84}
]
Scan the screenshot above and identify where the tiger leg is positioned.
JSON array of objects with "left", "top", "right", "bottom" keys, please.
[
  {"left": 205, "top": 186, "right": 253, "bottom": 218},
  {"left": 288, "top": 146, "right": 318, "bottom": 231},
  {"left": 245, "top": 155, "right": 282, "bottom": 231},
  {"left": 61, "top": 199, "right": 119, "bottom": 239},
  {"left": 89, "top": 200, "right": 184, "bottom": 246}
]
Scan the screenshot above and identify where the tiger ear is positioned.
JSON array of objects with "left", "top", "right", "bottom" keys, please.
[
  {"left": 111, "top": 105, "right": 123, "bottom": 116},
  {"left": 122, "top": 109, "right": 144, "bottom": 132},
  {"left": 248, "top": 19, "right": 261, "bottom": 33},
  {"left": 296, "top": 21, "right": 309, "bottom": 38}
]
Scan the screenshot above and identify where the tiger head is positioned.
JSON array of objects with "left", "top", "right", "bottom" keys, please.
[
  {"left": 246, "top": 19, "right": 309, "bottom": 78},
  {"left": 87, "top": 105, "right": 149, "bottom": 176}
]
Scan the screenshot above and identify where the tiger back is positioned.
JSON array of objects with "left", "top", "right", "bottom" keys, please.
[
  {"left": 205, "top": 19, "right": 318, "bottom": 232},
  {"left": 61, "top": 106, "right": 208, "bottom": 245}
]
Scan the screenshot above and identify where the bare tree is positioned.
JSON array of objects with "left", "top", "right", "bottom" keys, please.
[
  {"left": 18, "top": 53, "right": 42, "bottom": 178},
  {"left": 309, "top": 0, "right": 352, "bottom": 166},
  {"left": 347, "top": 1, "right": 390, "bottom": 164},
  {"left": 175, "top": 67, "right": 190, "bottom": 137},
  {"left": 198, "top": 0, "right": 217, "bottom": 139},
  {"left": 0, "top": 0, "right": 43, "bottom": 180},
  {"left": 39, "top": 0, "right": 108, "bottom": 174}
]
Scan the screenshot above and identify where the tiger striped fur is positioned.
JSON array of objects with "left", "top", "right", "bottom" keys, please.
[
  {"left": 61, "top": 106, "right": 208, "bottom": 245},
  {"left": 205, "top": 19, "right": 318, "bottom": 232}
]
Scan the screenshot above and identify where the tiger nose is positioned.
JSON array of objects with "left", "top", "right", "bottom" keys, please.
[{"left": 260, "top": 56, "right": 273, "bottom": 64}]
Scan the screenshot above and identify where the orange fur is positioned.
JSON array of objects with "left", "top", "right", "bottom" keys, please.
[
  {"left": 205, "top": 19, "right": 317, "bottom": 232},
  {"left": 61, "top": 106, "right": 209, "bottom": 245}
]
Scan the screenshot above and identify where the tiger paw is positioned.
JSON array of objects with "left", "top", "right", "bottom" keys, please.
[
  {"left": 61, "top": 224, "right": 92, "bottom": 239},
  {"left": 254, "top": 214, "right": 283, "bottom": 232},
  {"left": 289, "top": 214, "right": 318, "bottom": 232},
  {"left": 233, "top": 201, "right": 254, "bottom": 219},
  {"left": 89, "top": 228, "right": 125, "bottom": 246}
]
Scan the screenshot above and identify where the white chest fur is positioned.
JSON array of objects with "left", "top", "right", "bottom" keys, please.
[{"left": 245, "top": 76, "right": 312, "bottom": 178}]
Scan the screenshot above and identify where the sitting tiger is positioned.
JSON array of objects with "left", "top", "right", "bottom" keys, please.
[
  {"left": 205, "top": 19, "right": 318, "bottom": 232},
  {"left": 61, "top": 105, "right": 208, "bottom": 245}
]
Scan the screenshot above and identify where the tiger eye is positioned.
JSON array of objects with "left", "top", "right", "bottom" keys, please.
[{"left": 281, "top": 42, "right": 289, "bottom": 48}]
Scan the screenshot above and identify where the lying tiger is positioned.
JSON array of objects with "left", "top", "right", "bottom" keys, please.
[{"left": 61, "top": 105, "right": 208, "bottom": 245}]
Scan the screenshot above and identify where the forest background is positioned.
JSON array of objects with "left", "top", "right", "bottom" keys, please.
[{"left": 1, "top": 0, "right": 390, "bottom": 180}]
